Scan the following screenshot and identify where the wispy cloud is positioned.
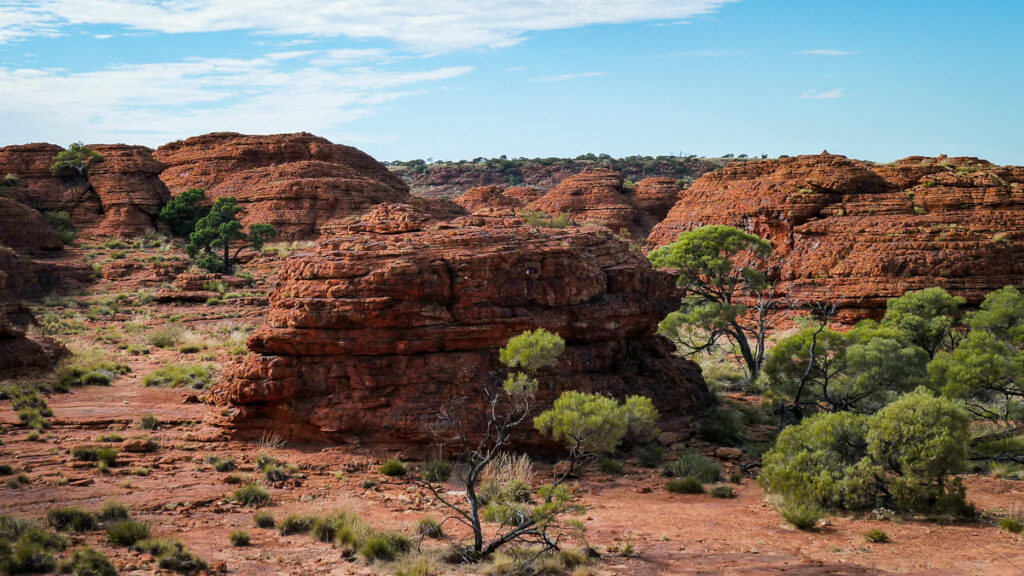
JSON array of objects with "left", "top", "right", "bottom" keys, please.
[
  {"left": 796, "top": 49, "right": 856, "bottom": 56},
  {"left": 530, "top": 71, "right": 607, "bottom": 82},
  {"left": 0, "top": 53, "right": 472, "bottom": 145},
  {"left": 0, "top": 1, "right": 741, "bottom": 52},
  {"left": 798, "top": 88, "right": 846, "bottom": 99}
]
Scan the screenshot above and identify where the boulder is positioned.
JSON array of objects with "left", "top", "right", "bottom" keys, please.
[
  {"left": 0, "top": 197, "right": 62, "bottom": 252},
  {"left": 210, "top": 211, "right": 709, "bottom": 447}
]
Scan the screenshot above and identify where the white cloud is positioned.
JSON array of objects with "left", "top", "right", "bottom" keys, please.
[
  {"left": 796, "top": 49, "right": 856, "bottom": 56},
  {"left": 0, "top": 54, "right": 472, "bottom": 145},
  {"left": 530, "top": 71, "right": 608, "bottom": 82},
  {"left": 798, "top": 88, "right": 846, "bottom": 100},
  {"left": 2, "top": 0, "right": 740, "bottom": 51}
]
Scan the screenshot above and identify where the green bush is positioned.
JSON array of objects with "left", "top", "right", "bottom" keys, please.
[
  {"left": 632, "top": 442, "right": 664, "bottom": 467},
  {"left": 232, "top": 483, "right": 272, "bottom": 507},
  {"left": 147, "top": 324, "right": 184, "bottom": 349},
  {"left": 229, "top": 530, "right": 250, "bottom": 546},
  {"left": 98, "top": 502, "right": 130, "bottom": 522},
  {"left": 416, "top": 517, "right": 444, "bottom": 539},
  {"left": 46, "top": 508, "right": 98, "bottom": 533},
  {"left": 96, "top": 434, "right": 123, "bottom": 443},
  {"left": 663, "top": 451, "right": 721, "bottom": 483},
  {"left": 278, "top": 514, "right": 316, "bottom": 536},
  {"left": 56, "top": 352, "right": 129, "bottom": 389},
  {"left": 311, "top": 517, "right": 337, "bottom": 542},
  {"left": 205, "top": 455, "right": 236, "bottom": 472},
  {"left": 253, "top": 511, "right": 275, "bottom": 529},
  {"left": 43, "top": 211, "right": 76, "bottom": 244},
  {"left": 759, "top": 389, "right": 972, "bottom": 516},
  {"left": 358, "top": 531, "right": 413, "bottom": 562},
  {"left": 136, "top": 413, "right": 160, "bottom": 430},
  {"left": 780, "top": 500, "right": 823, "bottom": 530},
  {"left": 131, "top": 538, "right": 207, "bottom": 573},
  {"left": 71, "top": 446, "right": 118, "bottom": 467},
  {"left": 710, "top": 485, "right": 735, "bottom": 499},
  {"left": 17, "top": 407, "right": 50, "bottom": 431},
  {"left": 142, "top": 364, "right": 214, "bottom": 389},
  {"left": 665, "top": 477, "right": 704, "bottom": 494},
  {"left": 379, "top": 458, "right": 407, "bottom": 477},
  {"left": 864, "top": 528, "right": 890, "bottom": 543},
  {"left": 57, "top": 546, "right": 117, "bottom": 575},
  {"left": 998, "top": 517, "right": 1024, "bottom": 534},
  {"left": 422, "top": 459, "right": 451, "bottom": 482},
  {"left": 159, "top": 188, "right": 207, "bottom": 237},
  {"left": 597, "top": 458, "right": 625, "bottom": 475},
  {"left": 105, "top": 520, "right": 150, "bottom": 546},
  {"left": 0, "top": 464, "right": 12, "bottom": 475}
]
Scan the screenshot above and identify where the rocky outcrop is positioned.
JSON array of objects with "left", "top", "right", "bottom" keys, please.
[
  {"left": 0, "top": 245, "right": 68, "bottom": 372},
  {"left": 454, "top": 185, "right": 525, "bottom": 213},
  {"left": 86, "top": 144, "right": 170, "bottom": 236},
  {"left": 210, "top": 211, "right": 708, "bottom": 447},
  {"left": 648, "top": 153, "right": 1024, "bottom": 320},
  {"left": 528, "top": 169, "right": 643, "bottom": 236},
  {"left": 0, "top": 143, "right": 168, "bottom": 237},
  {"left": 154, "top": 132, "right": 411, "bottom": 240},
  {"left": 633, "top": 177, "right": 683, "bottom": 225},
  {"left": 0, "top": 198, "right": 62, "bottom": 253}
]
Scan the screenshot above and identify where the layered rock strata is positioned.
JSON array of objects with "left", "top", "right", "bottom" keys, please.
[{"left": 211, "top": 208, "right": 708, "bottom": 446}]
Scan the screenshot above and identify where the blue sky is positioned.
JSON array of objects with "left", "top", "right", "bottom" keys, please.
[{"left": 1, "top": 1, "right": 1021, "bottom": 163}]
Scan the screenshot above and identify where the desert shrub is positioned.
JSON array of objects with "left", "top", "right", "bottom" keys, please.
[
  {"left": 96, "top": 434, "right": 123, "bottom": 443},
  {"left": 864, "top": 528, "right": 890, "bottom": 543},
  {"left": 253, "top": 511, "right": 275, "bottom": 529},
  {"left": 131, "top": 538, "right": 207, "bottom": 573},
  {"left": 379, "top": 458, "right": 407, "bottom": 477},
  {"left": 311, "top": 517, "right": 337, "bottom": 542},
  {"left": 710, "top": 485, "right": 736, "bottom": 499},
  {"left": 278, "top": 514, "right": 316, "bottom": 536},
  {"left": 56, "top": 350, "right": 128, "bottom": 388},
  {"left": 142, "top": 364, "right": 214, "bottom": 389},
  {"left": 358, "top": 531, "right": 413, "bottom": 562},
  {"left": 232, "top": 483, "right": 272, "bottom": 507},
  {"left": 394, "top": 556, "right": 440, "bottom": 576},
  {"left": 123, "top": 436, "right": 159, "bottom": 453},
  {"left": 147, "top": 324, "right": 184, "bottom": 349},
  {"left": 105, "top": 520, "right": 149, "bottom": 546},
  {"left": 780, "top": 500, "right": 823, "bottom": 530},
  {"left": 416, "top": 517, "right": 444, "bottom": 539},
  {"left": 728, "top": 471, "right": 744, "bottom": 484},
  {"left": 632, "top": 442, "right": 663, "bottom": 467},
  {"left": 136, "top": 413, "right": 160, "bottom": 430},
  {"left": 663, "top": 451, "right": 721, "bottom": 483},
  {"left": 205, "top": 455, "right": 236, "bottom": 472},
  {"left": 229, "top": 530, "right": 250, "bottom": 546},
  {"left": 98, "top": 502, "right": 129, "bottom": 522},
  {"left": 422, "top": 459, "right": 451, "bottom": 482},
  {"left": 57, "top": 546, "right": 117, "bottom": 575},
  {"left": 71, "top": 446, "right": 118, "bottom": 467},
  {"left": 160, "top": 188, "right": 207, "bottom": 237},
  {"left": 666, "top": 476, "right": 704, "bottom": 494},
  {"left": 46, "top": 508, "right": 97, "bottom": 533},
  {"left": 760, "top": 389, "right": 971, "bottom": 515},
  {"left": 597, "top": 458, "right": 625, "bottom": 475},
  {"left": 0, "top": 516, "right": 67, "bottom": 573},
  {"left": 17, "top": 408, "right": 50, "bottom": 431},
  {"left": 0, "top": 464, "right": 12, "bottom": 475},
  {"left": 43, "top": 211, "right": 76, "bottom": 244}
]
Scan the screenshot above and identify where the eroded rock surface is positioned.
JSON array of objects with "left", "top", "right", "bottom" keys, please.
[
  {"left": 155, "top": 133, "right": 410, "bottom": 240},
  {"left": 648, "top": 153, "right": 1024, "bottom": 320},
  {"left": 211, "top": 210, "right": 708, "bottom": 446}
]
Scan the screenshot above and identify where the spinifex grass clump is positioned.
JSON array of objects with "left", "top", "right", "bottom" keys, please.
[
  {"left": 105, "top": 520, "right": 150, "bottom": 546},
  {"left": 142, "top": 364, "right": 215, "bottom": 390},
  {"left": 131, "top": 538, "right": 208, "bottom": 573},
  {"left": 46, "top": 507, "right": 97, "bottom": 533},
  {"left": 233, "top": 483, "right": 272, "bottom": 507},
  {"left": 665, "top": 477, "right": 704, "bottom": 494},
  {"left": 0, "top": 515, "right": 67, "bottom": 573},
  {"left": 662, "top": 451, "right": 721, "bottom": 483},
  {"left": 57, "top": 546, "right": 118, "bottom": 576}
]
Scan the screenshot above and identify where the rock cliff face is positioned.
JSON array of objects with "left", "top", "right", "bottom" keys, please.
[
  {"left": 525, "top": 169, "right": 683, "bottom": 238},
  {"left": 0, "top": 143, "right": 168, "bottom": 237},
  {"left": 0, "top": 197, "right": 62, "bottom": 253},
  {"left": 648, "top": 153, "right": 1024, "bottom": 320},
  {"left": 155, "top": 133, "right": 409, "bottom": 240},
  {"left": 210, "top": 208, "right": 708, "bottom": 446}
]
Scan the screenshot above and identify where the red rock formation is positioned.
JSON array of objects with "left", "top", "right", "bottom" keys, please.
[
  {"left": 528, "top": 169, "right": 644, "bottom": 236},
  {"left": 154, "top": 132, "right": 411, "bottom": 240},
  {"left": 0, "top": 245, "right": 68, "bottom": 371},
  {"left": 648, "top": 153, "right": 1024, "bottom": 320},
  {"left": 0, "top": 143, "right": 168, "bottom": 237},
  {"left": 0, "top": 198, "right": 62, "bottom": 253},
  {"left": 632, "top": 177, "right": 682, "bottom": 227},
  {"left": 87, "top": 144, "right": 170, "bottom": 237},
  {"left": 210, "top": 212, "right": 708, "bottom": 446},
  {"left": 454, "top": 185, "right": 525, "bottom": 213}
]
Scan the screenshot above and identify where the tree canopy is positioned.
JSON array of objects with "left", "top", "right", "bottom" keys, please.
[
  {"left": 50, "top": 142, "right": 103, "bottom": 177},
  {"left": 185, "top": 196, "right": 276, "bottom": 273},
  {"left": 649, "top": 225, "right": 776, "bottom": 381},
  {"left": 159, "top": 188, "right": 208, "bottom": 237}
]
